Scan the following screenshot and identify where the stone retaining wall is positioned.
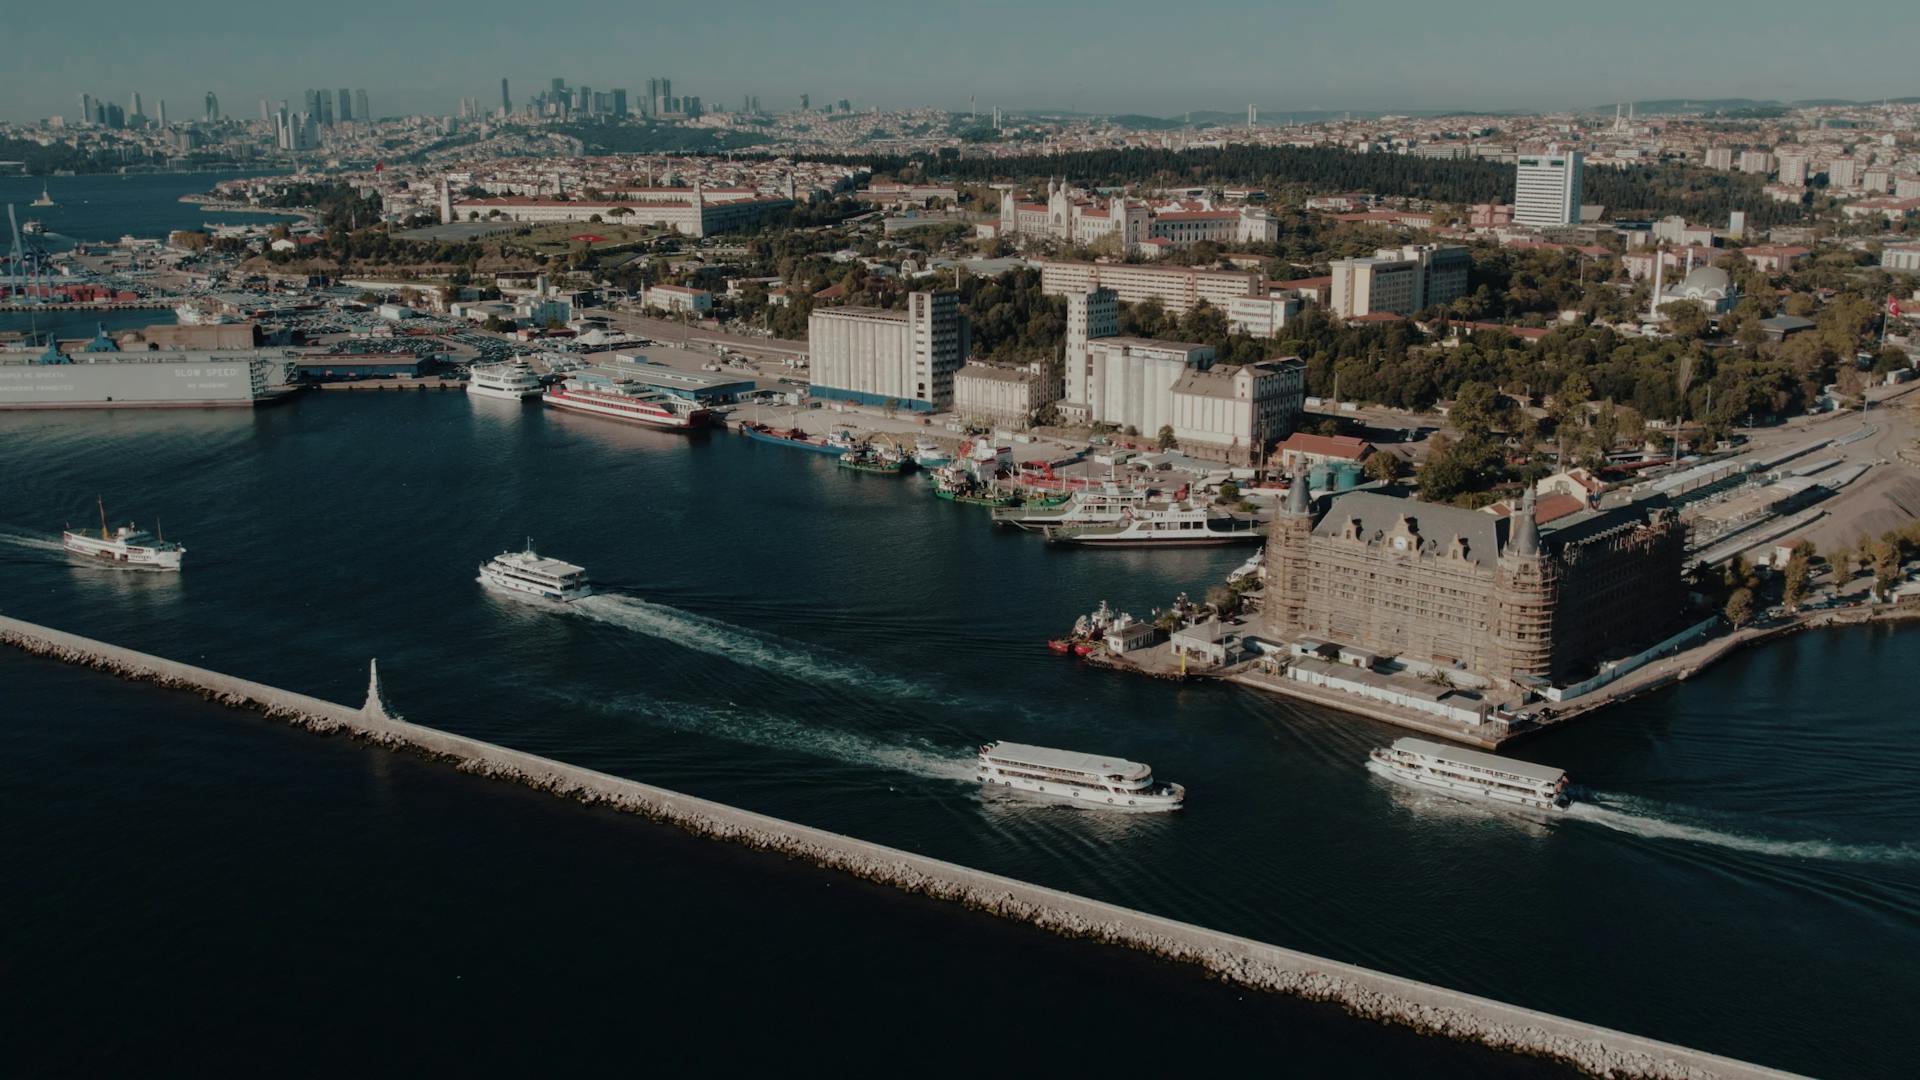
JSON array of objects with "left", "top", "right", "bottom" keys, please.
[{"left": 0, "top": 613, "right": 1804, "bottom": 1080}]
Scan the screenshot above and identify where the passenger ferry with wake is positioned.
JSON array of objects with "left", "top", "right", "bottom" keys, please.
[
  {"left": 62, "top": 497, "right": 184, "bottom": 571},
  {"left": 477, "top": 541, "right": 592, "bottom": 603},
  {"left": 976, "top": 741, "right": 1185, "bottom": 812},
  {"left": 467, "top": 360, "right": 544, "bottom": 400},
  {"left": 1366, "top": 738, "right": 1570, "bottom": 811},
  {"left": 543, "top": 375, "right": 710, "bottom": 430}
]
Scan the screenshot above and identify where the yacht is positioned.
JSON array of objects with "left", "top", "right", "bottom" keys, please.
[
  {"left": 543, "top": 375, "right": 710, "bottom": 430},
  {"left": 1366, "top": 738, "right": 1570, "bottom": 811},
  {"left": 62, "top": 498, "right": 184, "bottom": 571},
  {"left": 976, "top": 741, "right": 1185, "bottom": 812},
  {"left": 477, "top": 541, "right": 592, "bottom": 603},
  {"left": 1043, "top": 501, "right": 1262, "bottom": 547},
  {"left": 992, "top": 484, "right": 1153, "bottom": 530},
  {"left": 468, "top": 360, "right": 543, "bottom": 400}
]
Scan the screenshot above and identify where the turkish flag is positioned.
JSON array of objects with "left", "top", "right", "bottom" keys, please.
[{"left": 1891, "top": 296, "right": 1903, "bottom": 318}]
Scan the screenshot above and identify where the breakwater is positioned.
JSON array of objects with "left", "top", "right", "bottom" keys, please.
[{"left": 0, "top": 612, "right": 1803, "bottom": 1080}]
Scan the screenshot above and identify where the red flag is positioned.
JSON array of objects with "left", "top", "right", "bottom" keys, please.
[
  {"left": 374, "top": 160, "right": 385, "bottom": 173},
  {"left": 1891, "top": 296, "right": 1902, "bottom": 318}
]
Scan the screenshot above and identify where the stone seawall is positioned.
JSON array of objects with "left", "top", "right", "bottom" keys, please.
[{"left": 0, "top": 613, "right": 1804, "bottom": 1080}]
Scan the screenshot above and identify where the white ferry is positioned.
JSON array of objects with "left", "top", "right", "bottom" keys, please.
[
  {"left": 1043, "top": 501, "right": 1262, "bottom": 547},
  {"left": 62, "top": 498, "right": 184, "bottom": 571},
  {"left": 543, "top": 375, "right": 711, "bottom": 430},
  {"left": 1366, "top": 738, "right": 1570, "bottom": 812},
  {"left": 477, "top": 541, "right": 592, "bottom": 603},
  {"left": 976, "top": 741, "right": 1185, "bottom": 812},
  {"left": 467, "top": 360, "right": 543, "bottom": 400}
]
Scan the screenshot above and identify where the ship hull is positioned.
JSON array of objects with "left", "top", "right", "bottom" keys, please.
[
  {"left": 740, "top": 425, "right": 846, "bottom": 455},
  {"left": 543, "top": 391, "right": 705, "bottom": 430},
  {"left": 976, "top": 771, "right": 1185, "bottom": 813},
  {"left": 62, "top": 535, "right": 183, "bottom": 571},
  {"left": 476, "top": 570, "right": 591, "bottom": 604},
  {"left": 1, "top": 357, "right": 271, "bottom": 409},
  {"left": 467, "top": 382, "right": 542, "bottom": 401},
  {"left": 1045, "top": 531, "right": 1262, "bottom": 547}
]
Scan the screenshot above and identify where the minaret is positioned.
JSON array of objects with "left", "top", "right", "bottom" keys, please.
[
  {"left": 1492, "top": 488, "right": 1555, "bottom": 684},
  {"left": 1262, "top": 476, "right": 1317, "bottom": 641}
]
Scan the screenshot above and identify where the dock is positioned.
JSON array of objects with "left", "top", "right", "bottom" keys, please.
[{"left": 0, "top": 611, "right": 1805, "bottom": 1080}]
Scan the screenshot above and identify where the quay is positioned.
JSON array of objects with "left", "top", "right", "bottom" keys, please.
[
  {"left": 313, "top": 378, "right": 465, "bottom": 392},
  {"left": 0, "top": 301, "right": 173, "bottom": 313},
  {"left": 0, "top": 610, "right": 1803, "bottom": 1080}
]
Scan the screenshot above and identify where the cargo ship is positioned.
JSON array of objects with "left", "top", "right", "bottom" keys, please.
[
  {"left": 738, "top": 421, "right": 849, "bottom": 456},
  {"left": 0, "top": 347, "right": 297, "bottom": 410}
]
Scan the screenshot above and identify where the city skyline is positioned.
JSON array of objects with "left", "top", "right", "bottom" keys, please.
[{"left": 5, "top": 0, "right": 1918, "bottom": 124}]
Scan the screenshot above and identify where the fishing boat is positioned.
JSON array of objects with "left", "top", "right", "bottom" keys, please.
[
  {"left": 1045, "top": 501, "right": 1262, "bottom": 547},
  {"left": 992, "top": 484, "right": 1153, "bottom": 530},
  {"left": 62, "top": 497, "right": 184, "bottom": 571},
  {"left": 738, "top": 421, "right": 847, "bottom": 456},
  {"left": 976, "top": 741, "right": 1184, "bottom": 812},
  {"left": 911, "top": 437, "right": 951, "bottom": 468},
  {"left": 838, "top": 450, "right": 908, "bottom": 474},
  {"left": 929, "top": 471, "right": 1020, "bottom": 507}
]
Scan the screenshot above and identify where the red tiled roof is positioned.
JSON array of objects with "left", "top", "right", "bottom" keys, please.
[{"left": 1277, "top": 433, "right": 1375, "bottom": 459}]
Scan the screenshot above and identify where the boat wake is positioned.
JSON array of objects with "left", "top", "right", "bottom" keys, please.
[
  {"left": 1565, "top": 795, "right": 1920, "bottom": 865},
  {"left": 572, "top": 593, "right": 954, "bottom": 704},
  {"left": 0, "top": 531, "right": 67, "bottom": 555},
  {"left": 541, "top": 685, "right": 976, "bottom": 784}
]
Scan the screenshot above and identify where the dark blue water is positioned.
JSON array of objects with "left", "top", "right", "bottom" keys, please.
[
  {"left": 1, "top": 394, "right": 1914, "bottom": 1077},
  {"left": 0, "top": 170, "right": 275, "bottom": 243},
  {"left": 1, "top": 649, "right": 1568, "bottom": 1078}
]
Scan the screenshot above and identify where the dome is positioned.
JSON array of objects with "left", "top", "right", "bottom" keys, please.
[{"left": 1677, "top": 265, "right": 1732, "bottom": 299}]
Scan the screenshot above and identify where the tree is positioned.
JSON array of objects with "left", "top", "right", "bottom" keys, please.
[
  {"left": 1364, "top": 451, "right": 1404, "bottom": 484},
  {"left": 1660, "top": 300, "right": 1710, "bottom": 341},
  {"left": 1782, "top": 542, "right": 1813, "bottom": 611},
  {"left": 1204, "top": 584, "right": 1244, "bottom": 617},
  {"left": 1724, "top": 587, "right": 1756, "bottom": 628},
  {"left": 1157, "top": 424, "right": 1178, "bottom": 451}
]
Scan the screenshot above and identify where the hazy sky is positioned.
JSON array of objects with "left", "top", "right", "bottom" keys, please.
[{"left": 5, "top": 0, "right": 1913, "bottom": 123}]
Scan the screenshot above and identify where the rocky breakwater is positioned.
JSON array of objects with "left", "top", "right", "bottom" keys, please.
[{"left": 0, "top": 613, "right": 1804, "bottom": 1080}]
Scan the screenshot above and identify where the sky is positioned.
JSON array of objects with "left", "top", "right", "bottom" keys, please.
[{"left": 5, "top": 0, "right": 1915, "bottom": 124}]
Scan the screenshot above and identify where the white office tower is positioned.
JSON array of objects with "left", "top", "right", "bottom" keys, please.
[
  {"left": 1063, "top": 288, "right": 1119, "bottom": 410},
  {"left": 1513, "top": 151, "right": 1583, "bottom": 229}
]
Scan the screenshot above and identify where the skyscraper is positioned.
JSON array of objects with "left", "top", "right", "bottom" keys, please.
[
  {"left": 551, "top": 77, "right": 565, "bottom": 95},
  {"left": 318, "top": 93, "right": 334, "bottom": 127},
  {"left": 355, "top": 89, "right": 369, "bottom": 123},
  {"left": 500, "top": 78, "right": 511, "bottom": 113},
  {"left": 611, "top": 88, "right": 627, "bottom": 117},
  {"left": 260, "top": 98, "right": 272, "bottom": 123},
  {"left": 338, "top": 89, "right": 353, "bottom": 122},
  {"left": 130, "top": 92, "right": 144, "bottom": 121},
  {"left": 79, "top": 93, "right": 96, "bottom": 127},
  {"left": 1512, "top": 152, "right": 1583, "bottom": 229},
  {"left": 203, "top": 91, "right": 219, "bottom": 123},
  {"left": 157, "top": 100, "right": 168, "bottom": 127}
]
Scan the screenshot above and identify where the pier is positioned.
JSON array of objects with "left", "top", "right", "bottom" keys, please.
[{"left": 0, "top": 611, "right": 1805, "bottom": 1080}]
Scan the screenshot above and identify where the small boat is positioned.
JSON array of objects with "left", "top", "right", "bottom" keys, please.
[
  {"left": 976, "top": 741, "right": 1184, "bottom": 812},
  {"left": 1071, "top": 641, "right": 1099, "bottom": 657},
  {"left": 1046, "top": 639, "right": 1073, "bottom": 654},
  {"left": 31, "top": 183, "right": 56, "bottom": 208},
  {"left": 21, "top": 219, "right": 47, "bottom": 236},
  {"left": 62, "top": 497, "right": 184, "bottom": 571}
]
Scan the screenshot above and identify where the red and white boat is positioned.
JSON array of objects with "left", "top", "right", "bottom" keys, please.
[{"left": 542, "top": 375, "right": 711, "bottom": 430}]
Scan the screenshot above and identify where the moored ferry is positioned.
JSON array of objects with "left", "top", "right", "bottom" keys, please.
[
  {"left": 468, "top": 360, "right": 544, "bottom": 400},
  {"left": 62, "top": 497, "right": 184, "bottom": 571},
  {"left": 477, "top": 540, "right": 592, "bottom": 603},
  {"left": 1043, "top": 501, "right": 1261, "bottom": 547},
  {"left": 1366, "top": 737, "right": 1570, "bottom": 811},
  {"left": 976, "top": 741, "right": 1185, "bottom": 812},
  {"left": 992, "top": 484, "right": 1153, "bottom": 530},
  {"left": 543, "top": 375, "right": 710, "bottom": 430}
]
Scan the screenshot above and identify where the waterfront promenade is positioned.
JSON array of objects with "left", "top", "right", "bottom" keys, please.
[{"left": 0, "top": 609, "right": 1804, "bottom": 1079}]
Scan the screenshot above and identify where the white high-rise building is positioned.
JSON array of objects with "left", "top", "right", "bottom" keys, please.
[
  {"left": 1513, "top": 152, "right": 1583, "bottom": 229},
  {"left": 1062, "top": 288, "right": 1119, "bottom": 412},
  {"left": 807, "top": 292, "right": 969, "bottom": 412}
]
